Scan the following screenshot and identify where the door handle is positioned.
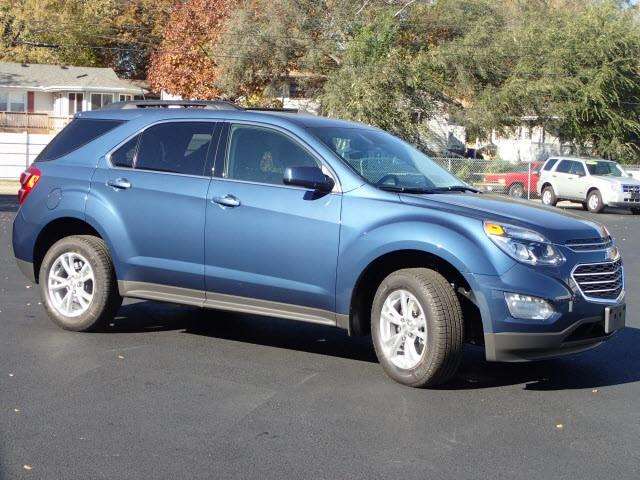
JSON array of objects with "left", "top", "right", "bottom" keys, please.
[
  {"left": 107, "top": 178, "right": 131, "bottom": 190},
  {"left": 212, "top": 194, "right": 240, "bottom": 208}
]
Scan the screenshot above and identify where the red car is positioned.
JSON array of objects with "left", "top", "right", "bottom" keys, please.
[{"left": 481, "top": 162, "right": 542, "bottom": 198}]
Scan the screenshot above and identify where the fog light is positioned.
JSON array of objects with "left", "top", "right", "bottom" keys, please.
[{"left": 504, "top": 293, "right": 554, "bottom": 320}]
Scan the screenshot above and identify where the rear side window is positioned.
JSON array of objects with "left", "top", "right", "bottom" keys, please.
[
  {"left": 111, "top": 135, "right": 140, "bottom": 168},
  {"left": 135, "top": 122, "right": 215, "bottom": 176},
  {"left": 35, "top": 119, "right": 123, "bottom": 162},
  {"left": 543, "top": 158, "right": 558, "bottom": 171}
]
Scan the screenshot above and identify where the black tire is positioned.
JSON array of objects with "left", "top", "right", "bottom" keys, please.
[
  {"left": 39, "top": 235, "right": 122, "bottom": 332},
  {"left": 581, "top": 202, "right": 588, "bottom": 211},
  {"left": 541, "top": 185, "right": 557, "bottom": 206},
  {"left": 371, "top": 268, "right": 464, "bottom": 388},
  {"left": 586, "top": 189, "right": 604, "bottom": 213},
  {"left": 507, "top": 183, "right": 525, "bottom": 198},
  {"left": 631, "top": 207, "right": 640, "bottom": 215}
]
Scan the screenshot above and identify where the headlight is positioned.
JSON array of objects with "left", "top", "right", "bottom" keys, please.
[
  {"left": 484, "top": 221, "right": 565, "bottom": 266},
  {"left": 504, "top": 293, "right": 554, "bottom": 320}
]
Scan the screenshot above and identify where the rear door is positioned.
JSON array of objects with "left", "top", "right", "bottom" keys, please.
[
  {"left": 88, "top": 121, "right": 218, "bottom": 296},
  {"left": 552, "top": 160, "right": 574, "bottom": 198}
]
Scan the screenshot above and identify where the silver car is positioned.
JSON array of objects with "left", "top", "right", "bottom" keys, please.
[{"left": 537, "top": 157, "right": 640, "bottom": 214}]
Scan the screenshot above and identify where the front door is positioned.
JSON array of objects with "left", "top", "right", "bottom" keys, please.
[
  {"left": 204, "top": 123, "right": 342, "bottom": 322},
  {"left": 88, "top": 121, "right": 218, "bottom": 294}
]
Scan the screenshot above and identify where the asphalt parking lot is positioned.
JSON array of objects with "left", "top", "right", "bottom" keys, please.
[{"left": 1, "top": 195, "right": 639, "bottom": 480}]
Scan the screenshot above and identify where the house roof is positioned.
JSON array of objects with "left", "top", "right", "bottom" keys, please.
[{"left": 0, "top": 62, "right": 146, "bottom": 94}]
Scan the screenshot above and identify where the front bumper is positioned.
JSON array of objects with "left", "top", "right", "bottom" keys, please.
[
  {"left": 485, "top": 316, "right": 617, "bottom": 361},
  {"left": 603, "top": 191, "right": 640, "bottom": 208},
  {"left": 466, "top": 260, "right": 625, "bottom": 363}
]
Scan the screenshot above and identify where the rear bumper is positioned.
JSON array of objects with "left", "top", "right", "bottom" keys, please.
[{"left": 484, "top": 316, "right": 616, "bottom": 361}]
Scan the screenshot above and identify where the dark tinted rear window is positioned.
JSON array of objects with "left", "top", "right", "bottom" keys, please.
[
  {"left": 543, "top": 158, "right": 558, "bottom": 171},
  {"left": 35, "top": 119, "right": 124, "bottom": 162}
]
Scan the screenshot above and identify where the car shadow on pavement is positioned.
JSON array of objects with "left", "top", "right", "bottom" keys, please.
[
  {"left": 0, "top": 195, "right": 18, "bottom": 212},
  {"left": 449, "top": 327, "right": 640, "bottom": 391},
  {"left": 110, "top": 300, "right": 639, "bottom": 389}
]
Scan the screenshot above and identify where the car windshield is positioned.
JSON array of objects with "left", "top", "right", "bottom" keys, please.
[
  {"left": 310, "top": 126, "right": 470, "bottom": 193},
  {"left": 585, "top": 160, "right": 625, "bottom": 177}
]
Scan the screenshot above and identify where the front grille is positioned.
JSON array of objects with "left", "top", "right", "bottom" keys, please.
[
  {"left": 564, "top": 237, "right": 612, "bottom": 252},
  {"left": 623, "top": 184, "right": 640, "bottom": 193},
  {"left": 572, "top": 259, "right": 624, "bottom": 301}
]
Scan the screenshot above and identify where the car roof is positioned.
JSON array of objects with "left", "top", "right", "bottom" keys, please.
[
  {"left": 548, "top": 156, "right": 611, "bottom": 163},
  {"left": 76, "top": 107, "right": 375, "bottom": 131}
]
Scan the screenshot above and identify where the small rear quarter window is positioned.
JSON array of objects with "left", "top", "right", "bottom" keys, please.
[
  {"left": 35, "top": 118, "right": 124, "bottom": 162},
  {"left": 542, "top": 158, "right": 558, "bottom": 171}
]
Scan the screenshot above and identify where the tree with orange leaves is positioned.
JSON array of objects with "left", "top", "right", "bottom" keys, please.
[{"left": 148, "top": 0, "right": 236, "bottom": 99}]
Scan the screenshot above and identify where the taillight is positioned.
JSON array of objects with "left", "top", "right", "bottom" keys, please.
[{"left": 18, "top": 165, "right": 41, "bottom": 206}]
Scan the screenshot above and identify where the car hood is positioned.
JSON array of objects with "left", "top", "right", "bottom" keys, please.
[
  {"left": 399, "top": 193, "right": 604, "bottom": 243},
  {"left": 592, "top": 175, "right": 640, "bottom": 185}
]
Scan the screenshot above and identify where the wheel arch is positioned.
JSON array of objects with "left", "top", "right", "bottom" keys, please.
[
  {"left": 32, "top": 216, "right": 105, "bottom": 283},
  {"left": 347, "top": 249, "right": 482, "bottom": 342}
]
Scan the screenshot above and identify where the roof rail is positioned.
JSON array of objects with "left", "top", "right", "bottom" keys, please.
[
  {"left": 103, "top": 100, "right": 241, "bottom": 110},
  {"left": 245, "top": 107, "right": 299, "bottom": 113}
]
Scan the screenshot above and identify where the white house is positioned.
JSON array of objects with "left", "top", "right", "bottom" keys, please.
[
  {"left": 0, "top": 62, "right": 147, "bottom": 179},
  {"left": 0, "top": 62, "right": 147, "bottom": 133}
]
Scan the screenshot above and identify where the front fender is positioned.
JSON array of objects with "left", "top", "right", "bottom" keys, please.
[{"left": 335, "top": 192, "right": 515, "bottom": 314}]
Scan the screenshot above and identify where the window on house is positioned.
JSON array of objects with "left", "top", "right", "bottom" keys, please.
[
  {"left": 119, "top": 94, "right": 133, "bottom": 102},
  {"left": 0, "top": 91, "right": 26, "bottom": 112},
  {"left": 90, "top": 93, "right": 114, "bottom": 110},
  {"left": 68, "top": 93, "right": 84, "bottom": 115}
]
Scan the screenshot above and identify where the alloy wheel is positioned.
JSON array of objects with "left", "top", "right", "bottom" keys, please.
[
  {"left": 379, "top": 289, "right": 428, "bottom": 370},
  {"left": 47, "top": 252, "right": 95, "bottom": 318}
]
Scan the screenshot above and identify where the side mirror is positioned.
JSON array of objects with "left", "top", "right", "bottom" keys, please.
[
  {"left": 283, "top": 166, "right": 335, "bottom": 192},
  {"left": 628, "top": 173, "right": 634, "bottom": 178}
]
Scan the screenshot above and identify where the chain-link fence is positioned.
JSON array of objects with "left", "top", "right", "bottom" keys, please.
[
  {"left": 432, "top": 157, "right": 543, "bottom": 199},
  {"left": 432, "top": 157, "right": 640, "bottom": 200}
]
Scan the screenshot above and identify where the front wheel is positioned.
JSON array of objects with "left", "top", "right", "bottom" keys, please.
[
  {"left": 371, "top": 268, "right": 464, "bottom": 388},
  {"left": 39, "top": 235, "right": 122, "bottom": 332},
  {"left": 586, "top": 190, "right": 604, "bottom": 213}
]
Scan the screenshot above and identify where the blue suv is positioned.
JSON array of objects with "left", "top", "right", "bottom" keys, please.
[{"left": 12, "top": 101, "right": 626, "bottom": 387}]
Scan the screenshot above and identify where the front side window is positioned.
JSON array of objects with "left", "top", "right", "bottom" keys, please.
[
  {"left": 35, "top": 119, "right": 124, "bottom": 162},
  {"left": 225, "top": 125, "right": 318, "bottom": 185},
  {"left": 585, "top": 160, "right": 624, "bottom": 177},
  {"left": 135, "top": 122, "right": 215, "bottom": 176},
  {"left": 311, "top": 126, "right": 465, "bottom": 192}
]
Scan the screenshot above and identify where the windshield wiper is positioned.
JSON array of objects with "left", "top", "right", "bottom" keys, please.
[
  {"left": 377, "top": 185, "right": 433, "bottom": 194},
  {"left": 425, "top": 186, "right": 481, "bottom": 194}
]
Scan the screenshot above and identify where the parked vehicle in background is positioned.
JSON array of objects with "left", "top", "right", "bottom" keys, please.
[
  {"left": 481, "top": 162, "right": 542, "bottom": 198},
  {"left": 537, "top": 157, "right": 640, "bottom": 214},
  {"left": 12, "top": 102, "right": 626, "bottom": 388}
]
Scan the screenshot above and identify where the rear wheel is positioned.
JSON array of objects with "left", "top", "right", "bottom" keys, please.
[
  {"left": 541, "top": 185, "right": 557, "bottom": 206},
  {"left": 586, "top": 189, "right": 604, "bottom": 213},
  {"left": 39, "top": 235, "right": 122, "bottom": 332},
  {"left": 371, "top": 268, "right": 464, "bottom": 388}
]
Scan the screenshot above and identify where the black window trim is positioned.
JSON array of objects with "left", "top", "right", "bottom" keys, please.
[
  {"left": 215, "top": 120, "right": 341, "bottom": 193},
  {"left": 105, "top": 119, "right": 221, "bottom": 179},
  {"left": 36, "top": 117, "right": 125, "bottom": 162}
]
